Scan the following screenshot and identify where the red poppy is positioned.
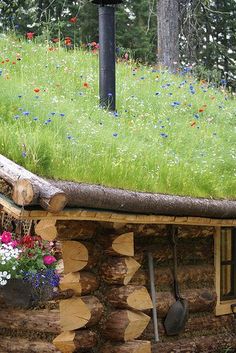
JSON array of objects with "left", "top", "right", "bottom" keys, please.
[
  {"left": 5, "top": 58, "right": 9, "bottom": 62},
  {"left": 83, "top": 82, "right": 89, "bottom": 88},
  {"left": 198, "top": 108, "right": 205, "bottom": 113},
  {"left": 64, "top": 37, "right": 72, "bottom": 46},
  {"left": 91, "top": 41, "right": 97, "bottom": 47},
  {"left": 34, "top": 88, "right": 40, "bottom": 93},
  {"left": 26, "top": 32, "right": 35, "bottom": 40},
  {"left": 1, "top": 61, "right": 5, "bottom": 64},
  {"left": 191, "top": 121, "right": 196, "bottom": 127},
  {"left": 12, "top": 61, "right": 16, "bottom": 65},
  {"left": 52, "top": 38, "right": 59, "bottom": 43},
  {"left": 69, "top": 17, "right": 77, "bottom": 23}
]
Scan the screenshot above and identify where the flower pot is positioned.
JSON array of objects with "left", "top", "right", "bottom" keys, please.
[
  {"left": 0, "top": 277, "right": 55, "bottom": 309},
  {"left": 0, "top": 278, "right": 33, "bottom": 308}
]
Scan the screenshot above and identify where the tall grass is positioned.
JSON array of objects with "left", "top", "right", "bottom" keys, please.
[{"left": 0, "top": 35, "right": 235, "bottom": 199}]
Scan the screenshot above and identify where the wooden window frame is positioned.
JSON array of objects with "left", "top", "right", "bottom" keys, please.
[{"left": 215, "top": 227, "right": 236, "bottom": 315}]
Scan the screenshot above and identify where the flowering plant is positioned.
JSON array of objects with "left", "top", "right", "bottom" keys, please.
[{"left": 0, "top": 231, "right": 59, "bottom": 303}]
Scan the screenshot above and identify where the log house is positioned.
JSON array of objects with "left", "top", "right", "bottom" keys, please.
[{"left": 0, "top": 155, "right": 236, "bottom": 353}]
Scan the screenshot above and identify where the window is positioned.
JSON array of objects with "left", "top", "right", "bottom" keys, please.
[{"left": 215, "top": 227, "right": 236, "bottom": 315}]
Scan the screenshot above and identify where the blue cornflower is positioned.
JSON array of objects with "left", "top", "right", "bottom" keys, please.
[
  {"left": 67, "top": 135, "right": 72, "bottom": 140},
  {"left": 33, "top": 117, "right": 38, "bottom": 121},
  {"left": 194, "top": 114, "right": 200, "bottom": 119},
  {"left": 113, "top": 112, "right": 119, "bottom": 117},
  {"left": 113, "top": 133, "right": 118, "bottom": 137},
  {"left": 14, "top": 115, "right": 20, "bottom": 119},
  {"left": 23, "top": 111, "right": 30, "bottom": 115},
  {"left": 22, "top": 151, "right": 27, "bottom": 158},
  {"left": 160, "top": 133, "right": 168, "bottom": 138},
  {"left": 155, "top": 92, "right": 160, "bottom": 96},
  {"left": 108, "top": 93, "right": 113, "bottom": 97},
  {"left": 171, "top": 101, "right": 181, "bottom": 107},
  {"left": 18, "top": 95, "right": 22, "bottom": 98},
  {"left": 60, "top": 113, "right": 65, "bottom": 117},
  {"left": 50, "top": 112, "right": 56, "bottom": 115}
]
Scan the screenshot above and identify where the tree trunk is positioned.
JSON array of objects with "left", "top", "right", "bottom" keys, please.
[
  {"left": 53, "top": 330, "right": 98, "bottom": 353},
  {"left": 61, "top": 241, "right": 99, "bottom": 273},
  {"left": 59, "top": 296, "right": 104, "bottom": 331},
  {"left": 55, "top": 220, "right": 100, "bottom": 240},
  {"left": 102, "top": 310, "right": 150, "bottom": 341},
  {"left": 157, "top": 0, "right": 180, "bottom": 70},
  {"left": 155, "top": 288, "right": 217, "bottom": 317},
  {"left": 0, "top": 154, "right": 67, "bottom": 212},
  {"left": 49, "top": 179, "right": 236, "bottom": 219},
  {"left": 142, "top": 313, "right": 235, "bottom": 339},
  {"left": 106, "top": 285, "right": 153, "bottom": 311},
  {"left": 59, "top": 271, "right": 99, "bottom": 295},
  {"left": 152, "top": 333, "right": 236, "bottom": 353},
  {"left": 131, "top": 264, "right": 215, "bottom": 288},
  {"left": 0, "top": 336, "right": 60, "bottom": 353},
  {"left": 101, "top": 257, "right": 141, "bottom": 285},
  {"left": 0, "top": 308, "right": 60, "bottom": 334},
  {"left": 101, "top": 340, "right": 151, "bottom": 353},
  {"left": 98, "top": 232, "right": 134, "bottom": 256}
]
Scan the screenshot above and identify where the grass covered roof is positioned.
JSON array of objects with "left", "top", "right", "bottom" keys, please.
[{"left": 0, "top": 35, "right": 235, "bottom": 200}]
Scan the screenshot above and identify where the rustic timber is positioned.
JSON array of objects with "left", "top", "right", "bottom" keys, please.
[
  {"left": 131, "top": 264, "right": 215, "bottom": 287},
  {"left": 152, "top": 333, "right": 236, "bottom": 353},
  {"left": 0, "top": 336, "right": 60, "bottom": 353},
  {"left": 0, "top": 154, "right": 67, "bottom": 212},
  {"left": 106, "top": 285, "right": 153, "bottom": 310},
  {"left": 155, "top": 288, "right": 217, "bottom": 318},
  {"left": 59, "top": 271, "right": 99, "bottom": 295},
  {"left": 50, "top": 179, "right": 236, "bottom": 219},
  {"left": 59, "top": 296, "right": 103, "bottom": 331},
  {"left": 0, "top": 194, "right": 235, "bottom": 227},
  {"left": 53, "top": 330, "right": 98, "bottom": 353},
  {"left": 61, "top": 241, "right": 99, "bottom": 273},
  {"left": 103, "top": 309, "right": 150, "bottom": 341},
  {"left": 35, "top": 219, "right": 57, "bottom": 241},
  {"left": 142, "top": 312, "right": 235, "bottom": 339},
  {"left": 55, "top": 220, "right": 100, "bottom": 240},
  {"left": 98, "top": 232, "right": 134, "bottom": 256},
  {"left": 101, "top": 257, "right": 141, "bottom": 285},
  {"left": 0, "top": 308, "right": 60, "bottom": 334},
  {"left": 101, "top": 340, "right": 151, "bottom": 353}
]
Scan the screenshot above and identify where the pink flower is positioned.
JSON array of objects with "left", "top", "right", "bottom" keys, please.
[
  {"left": 43, "top": 255, "right": 57, "bottom": 265},
  {"left": 0, "top": 231, "right": 12, "bottom": 244},
  {"left": 9, "top": 240, "right": 18, "bottom": 248}
]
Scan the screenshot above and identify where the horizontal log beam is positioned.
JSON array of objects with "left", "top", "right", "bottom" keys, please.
[
  {"left": 155, "top": 288, "right": 217, "bottom": 318},
  {"left": 131, "top": 264, "right": 215, "bottom": 287},
  {"left": 0, "top": 336, "right": 60, "bottom": 353},
  {"left": 152, "top": 333, "right": 236, "bottom": 353},
  {"left": 53, "top": 330, "right": 98, "bottom": 353},
  {"left": 0, "top": 155, "right": 67, "bottom": 213},
  {"left": 142, "top": 313, "right": 235, "bottom": 340},
  {"left": 0, "top": 308, "right": 60, "bottom": 334},
  {"left": 101, "top": 340, "right": 151, "bottom": 353},
  {"left": 51, "top": 179, "right": 236, "bottom": 219}
]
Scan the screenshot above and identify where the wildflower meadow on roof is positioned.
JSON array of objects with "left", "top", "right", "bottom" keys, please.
[{"left": 0, "top": 35, "right": 235, "bottom": 199}]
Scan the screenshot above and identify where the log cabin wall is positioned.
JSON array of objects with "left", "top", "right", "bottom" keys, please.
[
  {"left": 53, "top": 221, "right": 236, "bottom": 353},
  {"left": 0, "top": 220, "right": 236, "bottom": 353}
]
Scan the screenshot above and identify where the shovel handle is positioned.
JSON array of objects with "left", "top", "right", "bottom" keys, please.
[{"left": 148, "top": 252, "right": 159, "bottom": 343}]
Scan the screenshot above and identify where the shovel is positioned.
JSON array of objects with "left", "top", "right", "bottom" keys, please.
[{"left": 164, "top": 225, "right": 189, "bottom": 336}]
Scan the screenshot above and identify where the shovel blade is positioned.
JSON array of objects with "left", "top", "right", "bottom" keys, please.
[{"left": 164, "top": 298, "right": 189, "bottom": 336}]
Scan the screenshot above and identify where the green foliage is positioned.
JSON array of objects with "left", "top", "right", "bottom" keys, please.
[{"left": 0, "top": 36, "right": 235, "bottom": 199}]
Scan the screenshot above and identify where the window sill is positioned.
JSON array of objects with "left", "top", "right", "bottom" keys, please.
[{"left": 215, "top": 299, "right": 236, "bottom": 316}]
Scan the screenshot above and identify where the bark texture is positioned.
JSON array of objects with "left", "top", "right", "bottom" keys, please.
[
  {"left": 0, "top": 336, "right": 60, "bottom": 353},
  {"left": 157, "top": 0, "right": 180, "bottom": 70},
  {"left": 50, "top": 179, "right": 236, "bottom": 219},
  {"left": 53, "top": 330, "right": 98, "bottom": 353},
  {"left": 101, "top": 340, "right": 151, "bottom": 353}
]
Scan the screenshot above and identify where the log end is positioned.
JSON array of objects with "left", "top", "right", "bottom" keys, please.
[
  {"left": 40, "top": 192, "right": 68, "bottom": 213},
  {"left": 13, "top": 178, "right": 37, "bottom": 205},
  {"left": 53, "top": 331, "right": 76, "bottom": 353}
]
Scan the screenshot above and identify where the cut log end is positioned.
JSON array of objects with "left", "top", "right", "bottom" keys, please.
[
  {"left": 53, "top": 331, "right": 76, "bottom": 353},
  {"left": 13, "top": 179, "right": 37, "bottom": 205},
  {"left": 35, "top": 219, "right": 57, "bottom": 241},
  {"left": 40, "top": 192, "right": 68, "bottom": 213}
]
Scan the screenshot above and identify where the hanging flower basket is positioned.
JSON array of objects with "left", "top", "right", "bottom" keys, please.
[{"left": 0, "top": 231, "right": 60, "bottom": 308}]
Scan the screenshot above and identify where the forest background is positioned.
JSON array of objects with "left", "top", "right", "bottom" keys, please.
[{"left": 0, "top": 0, "right": 235, "bottom": 89}]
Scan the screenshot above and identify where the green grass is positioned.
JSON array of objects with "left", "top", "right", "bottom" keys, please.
[{"left": 0, "top": 35, "right": 235, "bottom": 199}]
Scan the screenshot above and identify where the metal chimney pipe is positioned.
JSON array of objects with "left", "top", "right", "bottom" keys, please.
[{"left": 99, "top": 5, "right": 116, "bottom": 111}]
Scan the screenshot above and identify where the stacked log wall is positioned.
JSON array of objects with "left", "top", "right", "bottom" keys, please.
[{"left": 0, "top": 220, "right": 235, "bottom": 353}]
